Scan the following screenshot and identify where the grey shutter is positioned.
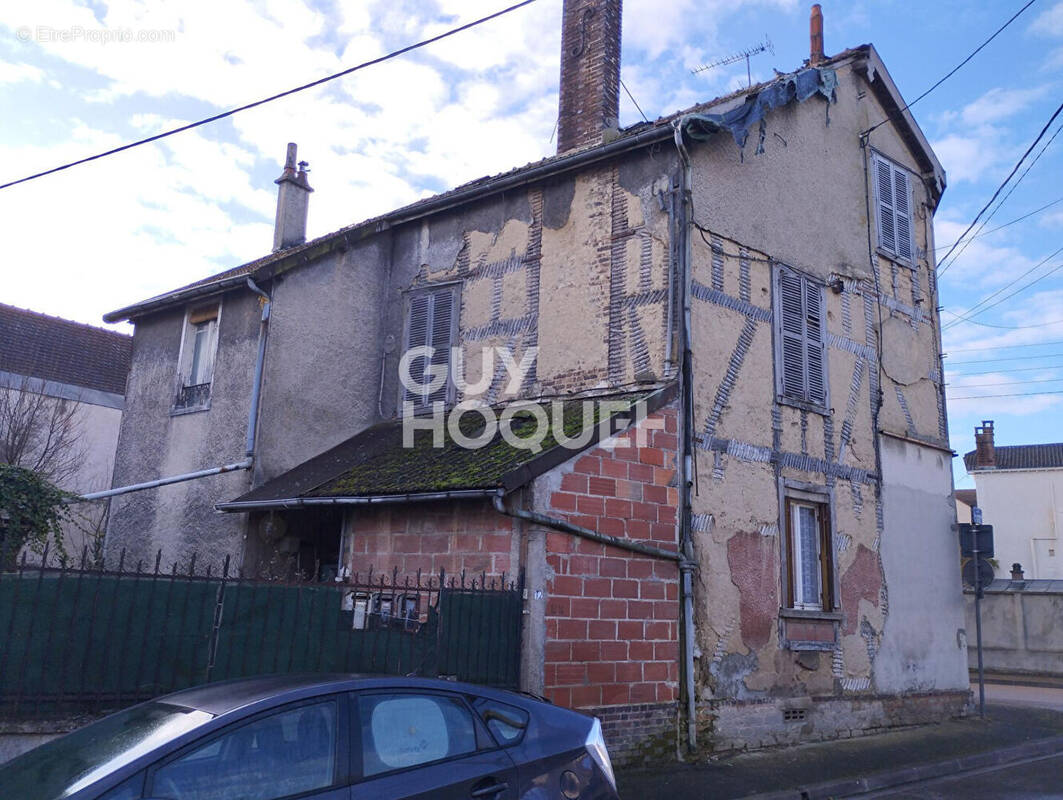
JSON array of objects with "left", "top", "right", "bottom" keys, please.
[
  {"left": 804, "top": 280, "right": 826, "bottom": 405},
  {"left": 779, "top": 269, "right": 806, "bottom": 400},
  {"left": 404, "top": 294, "right": 430, "bottom": 405},
  {"left": 875, "top": 156, "right": 896, "bottom": 255},
  {"left": 892, "top": 166, "right": 913, "bottom": 262},
  {"left": 427, "top": 288, "right": 453, "bottom": 406}
]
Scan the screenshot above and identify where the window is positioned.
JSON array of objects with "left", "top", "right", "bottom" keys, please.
[
  {"left": 174, "top": 304, "right": 219, "bottom": 411},
  {"left": 784, "top": 496, "right": 834, "bottom": 611},
  {"left": 358, "top": 693, "right": 477, "bottom": 777},
  {"left": 774, "top": 266, "right": 827, "bottom": 408},
  {"left": 872, "top": 151, "right": 915, "bottom": 264},
  {"left": 150, "top": 699, "right": 338, "bottom": 800},
  {"left": 402, "top": 286, "right": 457, "bottom": 409},
  {"left": 471, "top": 697, "right": 528, "bottom": 746}
]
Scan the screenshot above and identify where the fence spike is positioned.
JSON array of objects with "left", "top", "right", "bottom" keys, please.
[
  {"left": 222, "top": 554, "right": 231, "bottom": 579},
  {"left": 188, "top": 552, "right": 197, "bottom": 576},
  {"left": 79, "top": 546, "right": 89, "bottom": 570},
  {"left": 117, "top": 548, "right": 126, "bottom": 574},
  {"left": 154, "top": 550, "right": 162, "bottom": 575}
]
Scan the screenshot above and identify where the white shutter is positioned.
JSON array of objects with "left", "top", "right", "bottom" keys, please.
[
  {"left": 427, "top": 289, "right": 453, "bottom": 406},
  {"left": 804, "top": 280, "right": 826, "bottom": 406},
  {"left": 778, "top": 269, "right": 806, "bottom": 400},
  {"left": 404, "top": 294, "right": 430, "bottom": 404},
  {"left": 875, "top": 155, "right": 896, "bottom": 255},
  {"left": 892, "top": 165, "right": 914, "bottom": 262}
]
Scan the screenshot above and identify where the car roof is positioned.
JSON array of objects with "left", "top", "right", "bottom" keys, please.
[{"left": 157, "top": 674, "right": 546, "bottom": 716}]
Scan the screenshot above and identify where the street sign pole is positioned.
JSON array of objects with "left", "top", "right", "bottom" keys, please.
[{"left": 972, "top": 539, "right": 985, "bottom": 718}]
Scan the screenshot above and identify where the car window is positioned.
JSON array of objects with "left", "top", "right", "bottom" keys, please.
[
  {"left": 151, "top": 699, "right": 338, "bottom": 800},
  {"left": 95, "top": 773, "right": 144, "bottom": 800},
  {"left": 358, "top": 693, "right": 477, "bottom": 777},
  {"left": 472, "top": 698, "right": 529, "bottom": 746}
]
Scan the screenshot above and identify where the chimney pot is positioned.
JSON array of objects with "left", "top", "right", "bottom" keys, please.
[
  {"left": 273, "top": 142, "right": 313, "bottom": 252},
  {"left": 974, "top": 420, "right": 996, "bottom": 468},
  {"left": 809, "top": 4, "right": 824, "bottom": 66},
  {"left": 557, "top": 0, "right": 622, "bottom": 154}
]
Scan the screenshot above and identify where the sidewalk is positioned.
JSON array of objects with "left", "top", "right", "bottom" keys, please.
[{"left": 616, "top": 702, "right": 1063, "bottom": 799}]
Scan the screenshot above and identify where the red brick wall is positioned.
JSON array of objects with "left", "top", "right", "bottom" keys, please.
[
  {"left": 344, "top": 499, "right": 515, "bottom": 582},
  {"left": 541, "top": 407, "right": 681, "bottom": 708}
]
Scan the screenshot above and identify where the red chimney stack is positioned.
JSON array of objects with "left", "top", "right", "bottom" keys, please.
[
  {"left": 809, "top": 4, "right": 824, "bottom": 66},
  {"left": 974, "top": 421, "right": 996, "bottom": 468}
]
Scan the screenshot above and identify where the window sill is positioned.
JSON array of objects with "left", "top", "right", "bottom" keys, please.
[
  {"left": 875, "top": 247, "right": 915, "bottom": 270},
  {"left": 779, "top": 608, "right": 842, "bottom": 622},
  {"left": 776, "top": 396, "right": 830, "bottom": 416},
  {"left": 170, "top": 403, "right": 211, "bottom": 417}
]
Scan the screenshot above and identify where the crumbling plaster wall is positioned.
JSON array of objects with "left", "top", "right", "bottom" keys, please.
[
  {"left": 105, "top": 291, "right": 258, "bottom": 569},
  {"left": 684, "top": 55, "right": 959, "bottom": 704}
]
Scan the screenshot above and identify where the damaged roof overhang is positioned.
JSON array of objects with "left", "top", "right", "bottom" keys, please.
[{"left": 216, "top": 384, "right": 676, "bottom": 512}]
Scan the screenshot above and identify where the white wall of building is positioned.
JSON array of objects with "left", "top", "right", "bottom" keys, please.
[{"left": 972, "top": 469, "right": 1063, "bottom": 580}]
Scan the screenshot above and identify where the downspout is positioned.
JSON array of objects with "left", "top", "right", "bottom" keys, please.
[
  {"left": 672, "top": 118, "right": 699, "bottom": 755},
  {"left": 78, "top": 279, "right": 272, "bottom": 502}
]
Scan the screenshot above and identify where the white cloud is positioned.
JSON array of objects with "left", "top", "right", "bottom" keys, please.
[
  {"left": 1030, "top": 2, "right": 1063, "bottom": 37},
  {"left": 0, "top": 60, "right": 44, "bottom": 84}
]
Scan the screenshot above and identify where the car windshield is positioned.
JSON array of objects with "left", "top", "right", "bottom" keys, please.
[{"left": 0, "top": 701, "right": 213, "bottom": 800}]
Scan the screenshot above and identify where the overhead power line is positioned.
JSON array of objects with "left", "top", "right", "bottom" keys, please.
[
  {"left": 938, "top": 121, "right": 1063, "bottom": 273},
  {"left": 941, "top": 311, "right": 1063, "bottom": 330},
  {"left": 0, "top": 0, "right": 538, "bottom": 191},
  {"left": 949, "top": 389, "right": 1063, "bottom": 400},
  {"left": 934, "top": 195, "right": 1063, "bottom": 252},
  {"left": 945, "top": 338, "right": 1063, "bottom": 353},
  {"left": 944, "top": 247, "right": 1063, "bottom": 328},
  {"left": 948, "top": 377, "right": 1063, "bottom": 388},
  {"left": 946, "top": 352, "right": 1063, "bottom": 365},
  {"left": 945, "top": 258, "right": 1063, "bottom": 329},
  {"left": 947, "top": 363, "right": 1063, "bottom": 377},
  {"left": 937, "top": 99, "right": 1063, "bottom": 277},
  {"left": 863, "top": 0, "right": 1041, "bottom": 136}
]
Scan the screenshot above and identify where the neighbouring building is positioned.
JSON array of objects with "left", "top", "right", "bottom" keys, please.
[
  {"left": 0, "top": 303, "right": 132, "bottom": 555},
  {"left": 101, "top": 1, "right": 969, "bottom": 762},
  {"left": 964, "top": 420, "right": 1063, "bottom": 580},
  {"left": 955, "top": 488, "right": 976, "bottom": 525}
]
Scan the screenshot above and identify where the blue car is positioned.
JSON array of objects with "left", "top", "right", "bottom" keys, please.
[{"left": 0, "top": 674, "right": 619, "bottom": 800}]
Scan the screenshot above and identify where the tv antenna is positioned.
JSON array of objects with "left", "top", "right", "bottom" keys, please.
[{"left": 691, "top": 36, "right": 774, "bottom": 87}]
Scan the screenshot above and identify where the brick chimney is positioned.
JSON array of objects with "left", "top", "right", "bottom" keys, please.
[
  {"left": 557, "top": 0, "right": 622, "bottom": 154},
  {"left": 809, "top": 4, "right": 824, "bottom": 66},
  {"left": 974, "top": 420, "right": 996, "bottom": 468},
  {"left": 273, "top": 142, "right": 313, "bottom": 252}
]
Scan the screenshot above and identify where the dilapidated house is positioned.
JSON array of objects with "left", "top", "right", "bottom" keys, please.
[{"left": 101, "top": 1, "right": 968, "bottom": 762}]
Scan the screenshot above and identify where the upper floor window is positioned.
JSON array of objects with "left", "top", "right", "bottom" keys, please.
[
  {"left": 774, "top": 265, "right": 827, "bottom": 410},
  {"left": 872, "top": 151, "right": 915, "bottom": 264},
  {"left": 402, "top": 285, "right": 457, "bottom": 410},
  {"left": 174, "top": 303, "right": 219, "bottom": 412},
  {"left": 783, "top": 494, "right": 835, "bottom": 612}
]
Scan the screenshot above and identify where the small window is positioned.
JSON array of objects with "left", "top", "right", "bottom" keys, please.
[
  {"left": 175, "top": 304, "right": 219, "bottom": 411},
  {"left": 872, "top": 152, "right": 915, "bottom": 264},
  {"left": 784, "top": 497, "right": 834, "bottom": 611},
  {"left": 402, "top": 287, "right": 457, "bottom": 409},
  {"left": 358, "top": 693, "right": 477, "bottom": 777},
  {"left": 774, "top": 266, "right": 827, "bottom": 408},
  {"left": 150, "top": 699, "right": 338, "bottom": 800},
  {"left": 472, "top": 697, "right": 528, "bottom": 746}
]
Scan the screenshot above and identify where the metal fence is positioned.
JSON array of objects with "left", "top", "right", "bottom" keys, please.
[{"left": 0, "top": 547, "right": 523, "bottom": 717}]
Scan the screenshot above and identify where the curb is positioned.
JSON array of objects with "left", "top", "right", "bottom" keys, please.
[{"left": 747, "top": 734, "right": 1063, "bottom": 799}]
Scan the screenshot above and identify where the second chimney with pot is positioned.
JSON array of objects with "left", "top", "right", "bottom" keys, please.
[
  {"left": 557, "top": 0, "right": 622, "bottom": 154},
  {"left": 974, "top": 420, "right": 996, "bottom": 468},
  {"left": 273, "top": 142, "right": 313, "bottom": 252}
]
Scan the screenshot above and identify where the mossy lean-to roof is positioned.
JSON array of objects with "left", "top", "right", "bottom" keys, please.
[{"left": 220, "top": 387, "right": 673, "bottom": 509}]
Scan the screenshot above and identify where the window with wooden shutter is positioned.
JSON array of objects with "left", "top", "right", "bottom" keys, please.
[
  {"left": 774, "top": 265, "right": 827, "bottom": 408},
  {"left": 403, "top": 286, "right": 456, "bottom": 408},
  {"left": 783, "top": 497, "right": 835, "bottom": 611},
  {"left": 872, "top": 152, "right": 915, "bottom": 264}
]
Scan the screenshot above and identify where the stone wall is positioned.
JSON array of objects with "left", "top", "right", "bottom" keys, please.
[{"left": 965, "top": 587, "right": 1063, "bottom": 677}]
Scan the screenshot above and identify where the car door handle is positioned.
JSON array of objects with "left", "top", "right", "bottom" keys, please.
[{"left": 470, "top": 778, "right": 509, "bottom": 798}]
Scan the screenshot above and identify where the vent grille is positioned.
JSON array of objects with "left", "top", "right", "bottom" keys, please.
[{"left": 782, "top": 708, "right": 808, "bottom": 723}]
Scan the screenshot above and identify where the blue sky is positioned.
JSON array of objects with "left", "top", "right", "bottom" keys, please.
[{"left": 1, "top": 0, "right": 1061, "bottom": 486}]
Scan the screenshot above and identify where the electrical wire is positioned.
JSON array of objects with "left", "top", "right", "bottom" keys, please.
[
  {"left": 947, "top": 377, "right": 1063, "bottom": 388},
  {"left": 937, "top": 99, "right": 1063, "bottom": 277},
  {"left": 0, "top": 0, "right": 539, "bottom": 191},
  {"left": 862, "top": 0, "right": 1041, "bottom": 136},
  {"left": 943, "top": 246, "right": 1063, "bottom": 328},
  {"left": 945, "top": 364, "right": 1063, "bottom": 376},
  {"left": 621, "top": 78, "right": 650, "bottom": 123},
  {"left": 944, "top": 257, "right": 1063, "bottom": 329},
  {"left": 947, "top": 352, "right": 1063, "bottom": 365},
  {"left": 933, "top": 196, "right": 1063, "bottom": 252},
  {"left": 941, "top": 311, "right": 1063, "bottom": 330},
  {"left": 938, "top": 121, "right": 1063, "bottom": 274},
  {"left": 946, "top": 339, "right": 1063, "bottom": 353},
  {"left": 949, "top": 389, "right": 1063, "bottom": 399}
]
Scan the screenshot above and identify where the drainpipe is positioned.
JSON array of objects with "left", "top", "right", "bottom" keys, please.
[
  {"left": 672, "top": 118, "right": 699, "bottom": 755},
  {"left": 78, "top": 279, "right": 273, "bottom": 502}
]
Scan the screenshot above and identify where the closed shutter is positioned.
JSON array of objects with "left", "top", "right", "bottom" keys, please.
[
  {"left": 874, "top": 152, "right": 915, "bottom": 263},
  {"left": 776, "top": 266, "right": 827, "bottom": 407},
  {"left": 875, "top": 156, "right": 896, "bottom": 254},
  {"left": 404, "top": 288, "right": 454, "bottom": 406},
  {"left": 427, "top": 288, "right": 453, "bottom": 406}
]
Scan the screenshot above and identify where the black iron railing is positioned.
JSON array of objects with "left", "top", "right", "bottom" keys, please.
[{"left": 174, "top": 382, "right": 211, "bottom": 409}]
